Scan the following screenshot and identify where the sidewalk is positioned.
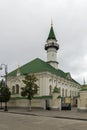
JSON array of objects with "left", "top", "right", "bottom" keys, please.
[{"left": 0, "top": 107, "right": 87, "bottom": 121}]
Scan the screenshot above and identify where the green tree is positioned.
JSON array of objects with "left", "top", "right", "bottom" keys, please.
[
  {"left": 21, "top": 74, "right": 39, "bottom": 111},
  {"left": 53, "top": 86, "right": 60, "bottom": 93},
  {"left": 0, "top": 80, "right": 3, "bottom": 109},
  {"left": 2, "top": 86, "right": 11, "bottom": 111},
  {"left": 0, "top": 80, "right": 11, "bottom": 111}
]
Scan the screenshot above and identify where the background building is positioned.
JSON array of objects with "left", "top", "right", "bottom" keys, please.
[{"left": 78, "top": 82, "right": 87, "bottom": 111}]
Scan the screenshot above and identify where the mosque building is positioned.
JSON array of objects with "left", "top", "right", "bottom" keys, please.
[{"left": 7, "top": 24, "right": 80, "bottom": 109}]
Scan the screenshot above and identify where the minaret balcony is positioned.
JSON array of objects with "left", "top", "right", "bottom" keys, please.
[{"left": 45, "top": 42, "right": 59, "bottom": 50}]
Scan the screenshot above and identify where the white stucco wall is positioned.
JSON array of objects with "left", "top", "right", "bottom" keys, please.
[{"left": 7, "top": 72, "right": 80, "bottom": 101}]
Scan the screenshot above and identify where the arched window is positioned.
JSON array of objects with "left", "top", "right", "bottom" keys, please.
[
  {"left": 49, "top": 79, "right": 52, "bottom": 85},
  {"left": 65, "top": 89, "right": 67, "bottom": 97},
  {"left": 70, "top": 90, "right": 71, "bottom": 97},
  {"left": 62, "top": 88, "right": 64, "bottom": 97},
  {"left": 49, "top": 85, "right": 52, "bottom": 95},
  {"left": 16, "top": 84, "right": 19, "bottom": 94},
  {"left": 12, "top": 86, "right": 15, "bottom": 94}
]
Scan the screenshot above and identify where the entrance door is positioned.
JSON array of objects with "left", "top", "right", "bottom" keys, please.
[{"left": 45, "top": 99, "right": 50, "bottom": 110}]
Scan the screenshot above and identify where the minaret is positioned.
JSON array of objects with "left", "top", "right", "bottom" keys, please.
[{"left": 45, "top": 23, "right": 59, "bottom": 69}]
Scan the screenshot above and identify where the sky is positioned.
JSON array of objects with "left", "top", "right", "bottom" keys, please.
[{"left": 0, "top": 0, "right": 87, "bottom": 84}]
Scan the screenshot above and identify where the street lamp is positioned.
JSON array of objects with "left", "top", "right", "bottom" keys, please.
[{"left": 0, "top": 64, "right": 8, "bottom": 111}]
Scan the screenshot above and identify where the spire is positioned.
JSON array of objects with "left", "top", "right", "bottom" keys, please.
[
  {"left": 51, "top": 19, "right": 53, "bottom": 26},
  {"left": 47, "top": 22, "right": 57, "bottom": 41},
  {"left": 16, "top": 65, "right": 21, "bottom": 76}
]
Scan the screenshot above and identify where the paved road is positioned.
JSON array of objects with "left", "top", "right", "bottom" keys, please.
[
  {"left": 5, "top": 107, "right": 87, "bottom": 120},
  {"left": 0, "top": 112, "right": 87, "bottom": 130}
]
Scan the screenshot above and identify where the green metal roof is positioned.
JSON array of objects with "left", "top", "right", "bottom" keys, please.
[
  {"left": 8, "top": 58, "right": 80, "bottom": 85},
  {"left": 47, "top": 25, "right": 57, "bottom": 41}
]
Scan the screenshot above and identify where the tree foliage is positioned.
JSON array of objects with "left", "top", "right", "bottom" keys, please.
[
  {"left": 53, "top": 86, "right": 60, "bottom": 93},
  {"left": 0, "top": 80, "right": 11, "bottom": 103},
  {"left": 21, "top": 74, "right": 39, "bottom": 110},
  {"left": 1, "top": 86, "right": 11, "bottom": 102}
]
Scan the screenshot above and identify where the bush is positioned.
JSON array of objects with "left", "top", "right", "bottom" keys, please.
[{"left": 53, "top": 86, "right": 60, "bottom": 93}]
